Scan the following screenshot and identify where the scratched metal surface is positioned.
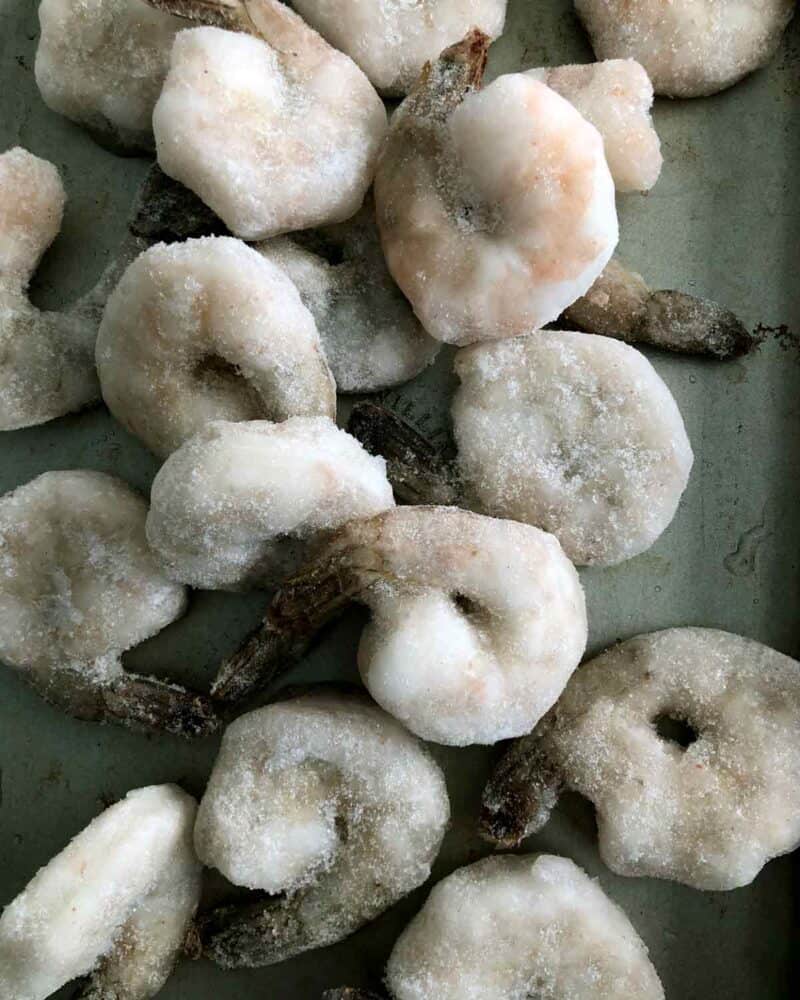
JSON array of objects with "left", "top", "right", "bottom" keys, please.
[{"left": 0, "top": 0, "right": 798, "bottom": 997}]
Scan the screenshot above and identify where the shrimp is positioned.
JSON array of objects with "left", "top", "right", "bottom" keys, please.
[
  {"left": 385, "top": 855, "right": 664, "bottom": 999},
  {"left": 257, "top": 196, "right": 440, "bottom": 392},
  {"left": 0, "top": 785, "right": 201, "bottom": 1000},
  {"left": 348, "top": 330, "right": 694, "bottom": 567},
  {"left": 95, "top": 236, "right": 335, "bottom": 457},
  {"left": 0, "top": 470, "right": 217, "bottom": 737},
  {"left": 374, "top": 31, "right": 618, "bottom": 345},
  {"left": 575, "top": 0, "right": 795, "bottom": 98},
  {"left": 193, "top": 688, "right": 449, "bottom": 968},
  {"left": 525, "top": 59, "right": 662, "bottom": 193},
  {"left": 289, "top": 0, "right": 507, "bottom": 96},
  {"left": 35, "top": 0, "right": 184, "bottom": 152},
  {"left": 146, "top": 417, "right": 395, "bottom": 590},
  {"left": 212, "top": 506, "right": 587, "bottom": 748},
  {"left": 146, "top": 0, "right": 387, "bottom": 239},
  {"left": 481, "top": 628, "right": 800, "bottom": 891},
  {"left": 563, "top": 258, "right": 758, "bottom": 359}
]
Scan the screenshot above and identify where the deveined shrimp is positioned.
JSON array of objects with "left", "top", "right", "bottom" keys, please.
[
  {"left": 212, "top": 506, "right": 587, "bottom": 747},
  {"left": 374, "top": 31, "right": 618, "bottom": 345},
  {"left": 193, "top": 688, "right": 449, "bottom": 967}
]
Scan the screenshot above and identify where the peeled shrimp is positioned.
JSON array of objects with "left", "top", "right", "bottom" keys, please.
[
  {"left": 193, "top": 688, "right": 449, "bottom": 967},
  {"left": 147, "top": 0, "right": 387, "bottom": 239},
  {"left": 386, "top": 855, "right": 664, "bottom": 1000},
  {"left": 213, "top": 506, "right": 587, "bottom": 747},
  {"left": 95, "top": 236, "right": 335, "bottom": 457},
  {"left": 525, "top": 59, "right": 662, "bottom": 193},
  {"left": 289, "top": 0, "right": 507, "bottom": 96},
  {"left": 257, "top": 196, "right": 440, "bottom": 392},
  {"left": 374, "top": 32, "right": 618, "bottom": 345},
  {"left": 481, "top": 628, "right": 800, "bottom": 891},
  {"left": 146, "top": 417, "right": 395, "bottom": 590},
  {"left": 0, "top": 147, "right": 141, "bottom": 431},
  {"left": 575, "top": 0, "right": 795, "bottom": 98},
  {"left": 35, "top": 0, "right": 184, "bottom": 152},
  {"left": 0, "top": 785, "right": 201, "bottom": 1000},
  {"left": 0, "top": 470, "right": 217, "bottom": 736}
]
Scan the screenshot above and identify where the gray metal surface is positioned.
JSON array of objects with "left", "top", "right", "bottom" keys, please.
[{"left": 0, "top": 0, "right": 798, "bottom": 997}]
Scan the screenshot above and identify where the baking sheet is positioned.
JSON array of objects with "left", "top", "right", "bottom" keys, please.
[{"left": 1, "top": 0, "right": 799, "bottom": 996}]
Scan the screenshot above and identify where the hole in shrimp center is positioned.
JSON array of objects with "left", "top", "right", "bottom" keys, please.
[
  {"left": 653, "top": 713, "right": 698, "bottom": 750},
  {"left": 193, "top": 353, "right": 243, "bottom": 385}
]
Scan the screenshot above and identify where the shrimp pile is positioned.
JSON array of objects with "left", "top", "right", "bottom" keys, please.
[
  {"left": 149, "top": 0, "right": 387, "bottom": 238},
  {"left": 0, "top": 785, "right": 201, "bottom": 1000},
  {"left": 96, "top": 236, "right": 335, "bottom": 457},
  {"left": 375, "top": 32, "right": 618, "bottom": 345},
  {"left": 386, "top": 855, "right": 664, "bottom": 999},
  {"left": 0, "top": 470, "right": 217, "bottom": 736},
  {"left": 194, "top": 689, "right": 450, "bottom": 967},
  {"left": 482, "top": 629, "right": 800, "bottom": 890},
  {"left": 146, "top": 417, "right": 395, "bottom": 590}
]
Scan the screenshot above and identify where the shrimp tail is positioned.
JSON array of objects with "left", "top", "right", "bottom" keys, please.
[
  {"left": 409, "top": 29, "right": 490, "bottom": 120},
  {"left": 26, "top": 669, "right": 219, "bottom": 738},
  {"left": 195, "top": 893, "right": 313, "bottom": 969},
  {"left": 479, "top": 732, "right": 563, "bottom": 847},
  {"left": 563, "top": 258, "right": 757, "bottom": 360},
  {"left": 212, "top": 548, "right": 370, "bottom": 704},
  {"left": 142, "top": 0, "right": 249, "bottom": 31},
  {"left": 347, "top": 402, "right": 463, "bottom": 506}
]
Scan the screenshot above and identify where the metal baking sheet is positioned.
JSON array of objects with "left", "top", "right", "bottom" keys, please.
[{"left": 1, "top": 0, "right": 798, "bottom": 997}]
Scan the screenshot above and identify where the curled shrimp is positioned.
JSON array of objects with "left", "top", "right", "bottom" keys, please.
[
  {"left": 193, "top": 688, "right": 449, "bottom": 968},
  {"left": 0, "top": 470, "right": 218, "bottom": 736},
  {"left": 575, "top": 0, "right": 795, "bottom": 98},
  {"left": 35, "top": 0, "right": 184, "bottom": 152},
  {"left": 213, "top": 506, "right": 587, "bottom": 747},
  {"left": 481, "top": 628, "right": 800, "bottom": 891},
  {"left": 146, "top": 0, "right": 387, "bottom": 239},
  {"left": 385, "top": 855, "right": 664, "bottom": 999},
  {"left": 0, "top": 784, "right": 201, "bottom": 1000},
  {"left": 146, "top": 417, "right": 395, "bottom": 590},
  {"left": 374, "top": 31, "right": 618, "bottom": 345},
  {"left": 96, "top": 236, "right": 335, "bottom": 457}
]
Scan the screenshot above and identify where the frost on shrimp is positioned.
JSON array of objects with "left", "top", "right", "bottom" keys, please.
[
  {"left": 96, "top": 236, "right": 335, "bottom": 457},
  {"left": 525, "top": 59, "right": 662, "bottom": 193},
  {"left": 289, "top": 0, "right": 507, "bottom": 96},
  {"left": 481, "top": 628, "right": 800, "bottom": 891},
  {"left": 374, "top": 31, "right": 618, "bottom": 345},
  {"left": 575, "top": 0, "right": 795, "bottom": 98},
  {"left": 0, "top": 785, "right": 202, "bottom": 1000},
  {"left": 35, "top": 0, "right": 184, "bottom": 153},
  {"left": 563, "top": 258, "right": 759, "bottom": 360},
  {"left": 213, "top": 507, "right": 587, "bottom": 748},
  {"left": 193, "top": 689, "right": 449, "bottom": 968},
  {"left": 0, "top": 147, "right": 140, "bottom": 432},
  {"left": 146, "top": 417, "right": 395, "bottom": 591},
  {"left": 0, "top": 470, "right": 218, "bottom": 737},
  {"left": 146, "top": 0, "right": 388, "bottom": 239},
  {"left": 386, "top": 855, "right": 664, "bottom": 1000},
  {"left": 257, "top": 196, "right": 440, "bottom": 393}
]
